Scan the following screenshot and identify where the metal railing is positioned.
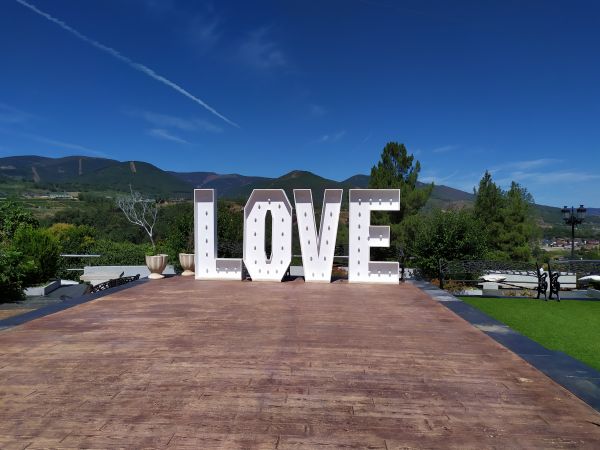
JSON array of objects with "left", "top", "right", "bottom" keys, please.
[{"left": 437, "top": 258, "right": 600, "bottom": 292}]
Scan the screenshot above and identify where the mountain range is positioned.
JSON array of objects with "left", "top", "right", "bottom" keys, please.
[
  {"left": 0, "top": 155, "right": 473, "bottom": 204},
  {"left": 1, "top": 155, "right": 598, "bottom": 222}
]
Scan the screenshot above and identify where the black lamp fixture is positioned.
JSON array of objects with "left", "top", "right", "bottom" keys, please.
[{"left": 561, "top": 205, "right": 586, "bottom": 259}]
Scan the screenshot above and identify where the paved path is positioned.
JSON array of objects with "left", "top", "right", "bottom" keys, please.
[
  {"left": 1, "top": 277, "right": 600, "bottom": 448},
  {"left": 0, "top": 309, "right": 34, "bottom": 320}
]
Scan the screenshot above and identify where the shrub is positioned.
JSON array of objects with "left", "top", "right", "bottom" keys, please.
[
  {"left": 47, "top": 223, "right": 96, "bottom": 251},
  {"left": 406, "top": 209, "right": 488, "bottom": 279},
  {"left": 0, "top": 248, "right": 28, "bottom": 302},
  {"left": 47, "top": 223, "right": 96, "bottom": 280},
  {"left": 12, "top": 226, "right": 61, "bottom": 286},
  {"left": 0, "top": 200, "right": 38, "bottom": 242},
  {"left": 91, "top": 239, "right": 151, "bottom": 266},
  {"left": 157, "top": 200, "right": 243, "bottom": 272},
  {"left": 441, "top": 279, "right": 470, "bottom": 293},
  {"left": 158, "top": 206, "right": 194, "bottom": 272}
]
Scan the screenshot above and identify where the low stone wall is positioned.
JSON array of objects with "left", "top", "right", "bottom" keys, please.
[
  {"left": 588, "top": 288, "right": 600, "bottom": 299},
  {"left": 479, "top": 272, "right": 577, "bottom": 290},
  {"left": 24, "top": 280, "right": 61, "bottom": 297},
  {"left": 81, "top": 265, "right": 176, "bottom": 286}
]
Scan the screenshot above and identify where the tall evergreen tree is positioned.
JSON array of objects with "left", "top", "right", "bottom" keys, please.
[
  {"left": 473, "top": 172, "right": 539, "bottom": 261},
  {"left": 368, "top": 142, "right": 433, "bottom": 223},
  {"left": 473, "top": 171, "right": 505, "bottom": 258},
  {"left": 473, "top": 171, "right": 504, "bottom": 224},
  {"left": 497, "top": 182, "right": 538, "bottom": 260}
]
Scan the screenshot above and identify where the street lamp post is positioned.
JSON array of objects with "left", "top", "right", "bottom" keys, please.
[{"left": 561, "top": 205, "right": 586, "bottom": 259}]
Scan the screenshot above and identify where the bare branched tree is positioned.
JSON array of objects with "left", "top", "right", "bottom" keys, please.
[{"left": 116, "top": 187, "right": 158, "bottom": 249}]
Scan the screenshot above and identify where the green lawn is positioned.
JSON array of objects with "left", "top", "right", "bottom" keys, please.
[{"left": 458, "top": 296, "right": 600, "bottom": 371}]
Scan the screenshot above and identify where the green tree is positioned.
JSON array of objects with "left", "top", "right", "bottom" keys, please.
[
  {"left": 12, "top": 226, "right": 61, "bottom": 286},
  {"left": 368, "top": 142, "right": 433, "bottom": 255},
  {"left": 52, "top": 197, "right": 145, "bottom": 243},
  {"left": 473, "top": 172, "right": 539, "bottom": 261},
  {"left": 0, "top": 200, "right": 39, "bottom": 242},
  {"left": 47, "top": 223, "right": 97, "bottom": 280},
  {"left": 158, "top": 203, "right": 194, "bottom": 271},
  {"left": 369, "top": 142, "right": 433, "bottom": 223},
  {"left": 0, "top": 248, "right": 28, "bottom": 302},
  {"left": 406, "top": 209, "right": 488, "bottom": 278},
  {"left": 496, "top": 182, "right": 539, "bottom": 260},
  {"left": 473, "top": 171, "right": 507, "bottom": 259},
  {"left": 473, "top": 170, "right": 504, "bottom": 232},
  {"left": 216, "top": 201, "right": 244, "bottom": 251},
  {"left": 91, "top": 239, "right": 151, "bottom": 266},
  {"left": 47, "top": 223, "right": 96, "bottom": 254},
  {"left": 157, "top": 200, "right": 244, "bottom": 271}
]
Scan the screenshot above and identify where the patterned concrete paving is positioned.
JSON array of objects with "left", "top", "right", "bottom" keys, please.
[
  {"left": 0, "top": 309, "right": 34, "bottom": 320},
  {"left": 1, "top": 277, "right": 600, "bottom": 448}
]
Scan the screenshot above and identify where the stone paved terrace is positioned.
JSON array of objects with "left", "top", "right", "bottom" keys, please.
[{"left": 1, "top": 278, "right": 600, "bottom": 448}]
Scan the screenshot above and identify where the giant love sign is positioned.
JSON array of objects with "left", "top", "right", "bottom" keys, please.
[{"left": 194, "top": 188, "right": 401, "bottom": 284}]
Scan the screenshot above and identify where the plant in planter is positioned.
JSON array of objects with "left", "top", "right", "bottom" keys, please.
[{"left": 117, "top": 188, "right": 167, "bottom": 279}]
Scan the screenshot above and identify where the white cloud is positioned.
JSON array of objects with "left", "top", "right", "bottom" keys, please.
[
  {"left": 147, "top": 128, "right": 189, "bottom": 144},
  {"left": 238, "top": 27, "right": 286, "bottom": 70},
  {"left": 16, "top": 0, "right": 238, "bottom": 127},
  {"left": 309, "top": 104, "right": 326, "bottom": 117},
  {"left": 486, "top": 158, "right": 600, "bottom": 188},
  {"left": 432, "top": 144, "right": 459, "bottom": 153},
  {"left": 139, "top": 0, "right": 176, "bottom": 14},
  {"left": 497, "top": 170, "right": 600, "bottom": 186},
  {"left": 317, "top": 130, "right": 346, "bottom": 143},
  {"left": 188, "top": 14, "right": 221, "bottom": 53},
  {"left": 419, "top": 169, "right": 483, "bottom": 192},
  {"left": 0, "top": 103, "right": 31, "bottom": 124},
  {"left": 491, "top": 158, "right": 562, "bottom": 172},
  {"left": 137, "top": 111, "right": 223, "bottom": 133},
  {"left": 29, "top": 135, "right": 98, "bottom": 153},
  {"left": 4, "top": 130, "right": 111, "bottom": 158},
  {"left": 420, "top": 170, "right": 460, "bottom": 185}
]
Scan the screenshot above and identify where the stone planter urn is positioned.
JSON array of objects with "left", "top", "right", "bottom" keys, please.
[
  {"left": 179, "top": 253, "right": 195, "bottom": 276},
  {"left": 146, "top": 254, "right": 168, "bottom": 279}
]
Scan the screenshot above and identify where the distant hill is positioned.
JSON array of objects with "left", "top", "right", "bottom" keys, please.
[
  {"left": 1, "top": 155, "right": 597, "bottom": 225},
  {"left": 424, "top": 182, "right": 474, "bottom": 203},
  {"left": 222, "top": 170, "right": 349, "bottom": 202},
  {"left": 587, "top": 208, "right": 600, "bottom": 217},
  {"left": 342, "top": 174, "right": 370, "bottom": 188},
  {"left": 0, "top": 155, "right": 117, "bottom": 183},
  {"left": 337, "top": 173, "right": 474, "bottom": 206},
  {"left": 169, "top": 171, "right": 269, "bottom": 197},
  {"left": 75, "top": 161, "right": 192, "bottom": 195},
  {"left": 0, "top": 155, "right": 190, "bottom": 196}
]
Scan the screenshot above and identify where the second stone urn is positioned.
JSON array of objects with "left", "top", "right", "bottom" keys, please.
[
  {"left": 179, "top": 253, "right": 195, "bottom": 276},
  {"left": 146, "top": 254, "right": 168, "bottom": 279}
]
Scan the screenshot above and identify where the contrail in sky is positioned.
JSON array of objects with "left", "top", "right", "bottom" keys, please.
[{"left": 15, "top": 0, "right": 239, "bottom": 128}]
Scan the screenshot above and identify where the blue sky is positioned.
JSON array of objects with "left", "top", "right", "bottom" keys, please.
[{"left": 1, "top": 0, "right": 599, "bottom": 206}]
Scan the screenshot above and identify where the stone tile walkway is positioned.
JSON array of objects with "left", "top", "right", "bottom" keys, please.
[
  {"left": 0, "top": 309, "right": 34, "bottom": 320},
  {"left": 1, "top": 277, "right": 599, "bottom": 448}
]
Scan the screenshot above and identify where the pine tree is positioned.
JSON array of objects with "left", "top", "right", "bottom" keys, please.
[
  {"left": 473, "top": 172, "right": 539, "bottom": 261},
  {"left": 473, "top": 171, "right": 504, "bottom": 225},
  {"left": 368, "top": 142, "right": 433, "bottom": 223},
  {"left": 497, "top": 182, "right": 538, "bottom": 260}
]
